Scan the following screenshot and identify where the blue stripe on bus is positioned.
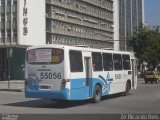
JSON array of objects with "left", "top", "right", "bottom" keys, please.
[
  {"left": 69, "top": 78, "right": 111, "bottom": 100},
  {"left": 25, "top": 88, "right": 70, "bottom": 100},
  {"left": 25, "top": 77, "right": 113, "bottom": 100},
  {"left": 98, "top": 75, "right": 107, "bottom": 84}
]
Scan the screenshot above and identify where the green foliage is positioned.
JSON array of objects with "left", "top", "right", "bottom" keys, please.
[{"left": 129, "top": 25, "right": 160, "bottom": 67}]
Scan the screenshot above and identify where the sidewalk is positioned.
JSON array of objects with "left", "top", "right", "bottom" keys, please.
[{"left": 0, "top": 80, "right": 24, "bottom": 92}]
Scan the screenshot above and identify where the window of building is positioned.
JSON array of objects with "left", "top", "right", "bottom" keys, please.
[
  {"left": 1, "top": 30, "right": 5, "bottom": 38},
  {"left": 0, "top": 13, "right": 5, "bottom": 21},
  {"left": 103, "top": 53, "right": 113, "bottom": 71},
  {"left": 69, "top": 50, "right": 83, "bottom": 72},
  {"left": 12, "top": 13, "right": 17, "bottom": 21},
  {"left": 122, "top": 55, "right": 131, "bottom": 70},
  {"left": 13, "top": 31, "right": 17, "bottom": 37},
  {"left": 92, "top": 52, "right": 103, "bottom": 71},
  {"left": 113, "top": 54, "right": 122, "bottom": 70},
  {"left": 7, "top": 0, "right": 11, "bottom": 5},
  {"left": 6, "top": 13, "right": 11, "bottom": 21},
  {"left": 13, "top": 0, "right": 17, "bottom": 5},
  {"left": 7, "top": 30, "right": 11, "bottom": 38},
  {"left": 0, "top": 22, "right": 4, "bottom": 30},
  {"left": 0, "top": 6, "right": 5, "bottom": 14},
  {"left": 1, "top": 0, "right": 5, "bottom": 6}
]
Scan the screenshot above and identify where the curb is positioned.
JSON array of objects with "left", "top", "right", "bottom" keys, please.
[
  {"left": 0, "top": 88, "right": 24, "bottom": 92},
  {"left": 0, "top": 80, "right": 24, "bottom": 83}
]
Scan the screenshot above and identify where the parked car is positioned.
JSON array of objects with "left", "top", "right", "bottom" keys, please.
[{"left": 144, "top": 70, "right": 160, "bottom": 83}]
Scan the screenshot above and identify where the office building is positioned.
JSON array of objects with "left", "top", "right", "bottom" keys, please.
[
  {"left": 114, "top": 0, "right": 144, "bottom": 50},
  {"left": 0, "top": 0, "right": 114, "bottom": 80}
]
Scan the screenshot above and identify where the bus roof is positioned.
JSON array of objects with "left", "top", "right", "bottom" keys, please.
[{"left": 27, "top": 44, "right": 135, "bottom": 57}]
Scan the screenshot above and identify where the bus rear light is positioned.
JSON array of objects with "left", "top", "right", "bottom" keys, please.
[
  {"left": 61, "top": 79, "right": 66, "bottom": 89},
  {"left": 24, "top": 80, "right": 28, "bottom": 87},
  {"left": 128, "top": 71, "right": 132, "bottom": 75},
  {"left": 61, "top": 79, "right": 70, "bottom": 89}
]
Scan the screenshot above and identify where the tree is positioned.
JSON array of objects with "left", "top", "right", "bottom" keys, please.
[{"left": 129, "top": 25, "right": 160, "bottom": 68}]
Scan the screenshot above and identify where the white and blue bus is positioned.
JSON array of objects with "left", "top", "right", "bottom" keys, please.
[{"left": 25, "top": 45, "right": 137, "bottom": 103}]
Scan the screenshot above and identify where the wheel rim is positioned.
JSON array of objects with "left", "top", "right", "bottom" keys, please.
[
  {"left": 94, "top": 86, "right": 101, "bottom": 102},
  {"left": 96, "top": 89, "right": 100, "bottom": 98}
]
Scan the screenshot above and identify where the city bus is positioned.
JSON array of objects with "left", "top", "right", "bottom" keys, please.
[{"left": 25, "top": 44, "right": 137, "bottom": 103}]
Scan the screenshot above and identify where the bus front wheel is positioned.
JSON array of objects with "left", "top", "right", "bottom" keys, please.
[
  {"left": 92, "top": 85, "right": 102, "bottom": 103},
  {"left": 155, "top": 79, "right": 159, "bottom": 83}
]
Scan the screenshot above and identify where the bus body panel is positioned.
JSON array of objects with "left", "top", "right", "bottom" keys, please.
[
  {"left": 25, "top": 45, "right": 137, "bottom": 101},
  {"left": 25, "top": 47, "right": 69, "bottom": 100},
  {"left": 25, "top": 88, "right": 70, "bottom": 100},
  {"left": 26, "top": 64, "right": 64, "bottom": 89},
  {"left": 70, "top": 78, "right": 86, "bottom": 100},
  {"left": 91, "top": 71, "right": 131, "bottom": 95}
]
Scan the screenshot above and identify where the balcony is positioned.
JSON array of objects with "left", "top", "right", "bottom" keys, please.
[
  {"left": 46, "top": 0, "right": 52, "bottom": 4},
  {"left": 81, "top": 0, "right": 113, "bottom": 11},
  {"left": 12, "top": 5, "right": 17, "bottom": 13},
  {"left": 12, "top": 21, "right": 17, "bottom": 30},
  {"left": 6, "top": 5, "right": 11, "bottom": 13},
  {"left": 6, "top": 21, "right": 11, "bottom": 30},
  {"left": 5, "top": 37, "right": 11, "bottom": 44},
  {"left": 0, "top": 6, "right": 5, "bottom": 14},
  {"left": 12, "top": 37, "right": 17, "bottom": 43},
  {"left": 0, "top": 38, "right": 5, "bottom": 44},
  {"left": 47, "top": 13, "right": 112, "bottom": 32},
  {"left": 48, "top": 0, "right": 113, "bottom": 22},
  {"left": 0, "top": 22, "right": 5, "bottom": 30}
]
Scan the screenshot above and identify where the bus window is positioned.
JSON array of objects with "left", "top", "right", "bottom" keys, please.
[
  {"left": 69, "top": 50, "right": 83, "bottom": 72},
  {"left": 103, "top": 53, "right": 113, "bottom": 71},
  {"left": 92, "top": 52, "right": 103, "bottom": 71},
  {"left": 122, "top": 55, "right": 131, "bottom": 70},
  {"left": 113, "top": 54, "right": 122, "bottom": 70},
  {"left": 27, "top": 48, "right": 64, "bottom": 64}
]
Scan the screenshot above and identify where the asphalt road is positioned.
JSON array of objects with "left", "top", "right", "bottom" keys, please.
[{"left": 0, "top": 79, "right": 160, "bottom": 114}]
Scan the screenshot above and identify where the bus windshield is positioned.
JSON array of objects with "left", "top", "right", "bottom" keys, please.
[{"left": 27, "top": 48, "right": 64, "bottom": 64}]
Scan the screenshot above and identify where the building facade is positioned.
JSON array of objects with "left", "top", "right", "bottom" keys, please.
[
  {"left": 46, "top": 0, "right": 114, "bottom": 48},
  {"left": 0, "top": 0, "right": 114, "bottom": 80},
  {"left": 0, "top": 0, "right": 46, "bottom": 80},
  {"left": 114, "top": 0, "right": 144, "bottom": 51}
]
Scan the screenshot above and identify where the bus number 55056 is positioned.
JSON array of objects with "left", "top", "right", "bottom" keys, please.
[{"left": 40, "top": 72, "right": 62, "bottom": 79}]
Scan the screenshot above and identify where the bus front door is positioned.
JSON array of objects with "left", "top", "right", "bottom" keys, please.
[{"left": 84, "top": 57, "right": 92, "bottom": 98}]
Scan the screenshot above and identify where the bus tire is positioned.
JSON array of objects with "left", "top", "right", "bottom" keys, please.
[
  {"left": 92, "top": 85, "right": 102, "bottom": 103},
  {"left": 124, "top": 81, "right": 131, "bottom": 96},
  {"left": 144, "top": 77, "right": 148, "bottom": 84},
  {"left": 145, "top": 80, "right": 148, "bottom": 84},
  {"left": 155, "top": 79, "right": 159, "bottom": 83}
]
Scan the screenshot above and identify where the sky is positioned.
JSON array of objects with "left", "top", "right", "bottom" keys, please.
[{"left": 144, "top": 0, "right": 160, "bottom": 26}]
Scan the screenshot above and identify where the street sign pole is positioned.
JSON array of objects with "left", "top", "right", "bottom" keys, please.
[{"left": 8, "top": 48, "right": 12, "bottom": 89}]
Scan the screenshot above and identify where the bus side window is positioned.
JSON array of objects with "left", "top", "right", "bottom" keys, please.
[
  {"left": 113, "top": 54, "right": 122, "bottom": 71},
  {"left": 122, "top": 55, "right": 131, "bottom": 70},
  {"left": 103, "top": 53, "right": 113, "bottom": 71},
  {"left": 92, "top": 52, "right": 103, "bottom": 71},
  {"left": 69, "top": 50, "right": 83, "bottom": 72}
]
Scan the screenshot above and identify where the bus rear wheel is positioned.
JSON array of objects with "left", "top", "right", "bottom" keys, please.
[
  {"left": 92, "top": 85, "right": 102, "bottom": 103},
  {"left": 123, "top": 81, "right": 131, "bottom": 96}
]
